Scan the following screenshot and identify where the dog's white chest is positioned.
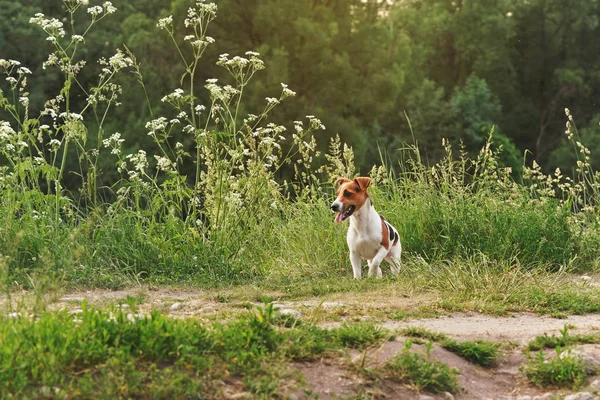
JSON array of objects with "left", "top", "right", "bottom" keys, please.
[{"left": 348, "top": 223, "right": 381, "bottom": 260}]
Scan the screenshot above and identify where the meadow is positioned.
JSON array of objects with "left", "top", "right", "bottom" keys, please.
[{"left": 2, "top": 1, "right": 600, "bottom": 398}]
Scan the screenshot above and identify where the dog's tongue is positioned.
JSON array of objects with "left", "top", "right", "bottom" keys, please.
[{"left": 335, "top": 212, "right": 344, "bottom": 223}]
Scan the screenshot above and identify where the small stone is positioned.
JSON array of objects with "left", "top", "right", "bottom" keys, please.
[
  {"left": 580, "top": 275, "right": 593, "bottom": 283},
  {"left": 590, "top": 379, "right": 600, "bottom": 390},
  {"left": 561, "top": 349, "right": 600, "bottom": 374},
  {"left": 279, "top": 308, "right": 302, "bottom": 318},
  {"left": 442, "top": 392, "right": 455, "bottom": 400},
  {"left": 321, "top": 301, "right": 345, "bottom": 308},
  {"left": 170, "top": 302, "right": 182, "bottom": 311},
  {"left": 564, "top": 392, "right": 597, "bottom": 400}
]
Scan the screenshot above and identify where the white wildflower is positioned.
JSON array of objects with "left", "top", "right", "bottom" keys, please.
[
  {"left": 145, "top": 117, "right": 168, "bottom": 136},
  {"left": 157, "top": 15, "right": 173, "bottom": 30},
  {"left": 87, "top": 6, "right": 103, "bottom": 16},
  {"left": 161, "top": 88, "right": 184, "bottom": 103},
  {"left": 154, "top": 155, "right": 174, "bottom": 172},
  {"left": 126, "top": 150, "right": 148, "bottom": 172},
  {"left": 103, "top": 2, "right": 117, "bottom": 14}
]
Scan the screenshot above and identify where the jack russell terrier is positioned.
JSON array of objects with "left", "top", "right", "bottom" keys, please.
[{"left": 331, "top": 177, "right": 401, "bottom": 279}]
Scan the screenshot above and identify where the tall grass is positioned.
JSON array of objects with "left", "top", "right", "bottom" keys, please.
[{"left": 0, "top": 1, "right": 599, "bottom": 292}]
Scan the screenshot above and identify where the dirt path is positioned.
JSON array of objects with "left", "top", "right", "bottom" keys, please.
[{"left": 345, "top": 314, "right": 600, "bottom": 344}]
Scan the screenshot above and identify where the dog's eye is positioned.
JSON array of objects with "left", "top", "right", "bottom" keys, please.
[{"left": 344, "top": 190, "right": 352, "bottom": 197}]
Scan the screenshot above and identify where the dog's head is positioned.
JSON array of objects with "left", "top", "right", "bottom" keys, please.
[{"left": 331, "top": 177, "right": 371, "bottom": 223}]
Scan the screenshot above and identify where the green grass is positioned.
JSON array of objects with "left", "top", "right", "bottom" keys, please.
[
  {"left": 2, "top": 0, "right": 600, "bottom": 300},
  {"left": 521, "top": 348, "right": 588, "bottom": 389},
  {"left": 442, "top": 339, "right": 500, "bottom": 367},
  {"left": 527, "top": 325, "right": 600, "bottom": 351},
  {"left": 400, "top": 327, "right": 500, "bottom": 367},
  {"left": 0, "top": 303, "right": 382, "bottom": 398},
  {"left": 400, "top": 327, "right": 448, "bottom": 342},
  {"left": 383, "top": 341, "right": 460, "bottom": 393},
  {"left": 337, "top": 322, "right": 394, "bottom": 349}
]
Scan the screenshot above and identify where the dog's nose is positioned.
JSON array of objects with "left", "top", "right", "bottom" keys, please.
[{"left": 331, "top": 203, "right": 340, "bottom": 212}]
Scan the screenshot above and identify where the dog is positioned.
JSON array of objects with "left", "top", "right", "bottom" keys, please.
[{"left": 331, "top": 177, "right": 401, "bottom": 279}]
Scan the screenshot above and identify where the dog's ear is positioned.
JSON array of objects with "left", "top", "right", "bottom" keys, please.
[
  {"left": 335, "top": 177, "right": 351, "bottom": 187},
  {"left": 353, "top": 177, "right": 371, "bottom": 191}
]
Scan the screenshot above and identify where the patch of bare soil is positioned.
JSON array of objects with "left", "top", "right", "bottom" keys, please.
[
  {"left": 335, "top": 340, "right": 542, "bottom": 400},
  {"left": 293, "top": 361, "right": 363, "bottom": 399}
]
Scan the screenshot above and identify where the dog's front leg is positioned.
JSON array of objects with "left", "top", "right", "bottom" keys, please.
[
  {"left": 350, "top": 251, "right": 362, "bottom": 279},
  {"left": 368, "top": 247, "right": 388, "bottom": 278}
]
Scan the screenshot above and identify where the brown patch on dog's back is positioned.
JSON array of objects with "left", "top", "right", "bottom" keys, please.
[{"left": 380, "top": 216, "right": 390, "bottom": 250}]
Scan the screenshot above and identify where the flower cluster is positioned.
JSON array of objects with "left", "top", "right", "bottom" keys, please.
[
  {"left": 40, "top": 95, "right": 65, "bottom": 120},
  {"left": 154, "top": 155, "right": 175, "bottom": 172},
  {"left": 157, "top": 16, "right": 173, "bottom": 31},
  {"left": 99, "top": 50, "right": 133, "bottom": 76},
  {"left": 102, "top": 132, "right": 125, "bottom": 155},
  {"left": 126, "top": 150, "right": 148, "bottom": 173},
  {"left": 185, "top": 2, "right": 217, "bottom": 29},
  {"left": 29, "top": 13, "right": 65, "bottom": 41},
  {"left": 161, "top": 88, "right": 185, "bottom": 104},
  {"left": 145, "top": 117, "right": 169, "bottom": 137},
  {"left": 88, "top": 2, "right": 117, "bottom": 17},
  {"left": 204, "top": 79, "right": 240, "bottom": 104}
]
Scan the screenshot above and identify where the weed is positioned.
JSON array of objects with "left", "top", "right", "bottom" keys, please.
[
  {"left": 337, "top": 322, "right": 393, "bottom": 349},
  {"left": 522, "top": 348, "right": 587, "bottom": 389},
  {"left": 527, "top": 325, "right": 600, "bottom": 351},
  {"left": 400, "top": 327, "right": 448, "bottom": 342},
  {"left": 390, "top": 310, "right": 408, "bottom": 320},
  {"left": 0, "top": 303, "right": 406, "bottom": 397},
  {"left": 384, "top": 341, "right": 459, "bottom": 393},
  {"left": 442, "top": 339, "right": 500, "bottom": 367},
  {"left": 400, "top": 327, "right": 500, "bottom": 366}
]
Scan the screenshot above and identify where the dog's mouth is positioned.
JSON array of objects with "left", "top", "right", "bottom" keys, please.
[{"left": 335, "top": 205, "right": 356, "bottom": 223}]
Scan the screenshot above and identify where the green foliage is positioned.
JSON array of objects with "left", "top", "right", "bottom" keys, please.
[
  {"left": 336, "top": 322, "right": 392, "bottom": 349},
  {"left": 442, "top": 339, "right": 500, "bottom": 367},
  {"left": 400, "top": 327, "right": 448, "bottom": 343},
  {"left": 451, "top": 75, "right": 503, "bottom": 145},
  {"left": 400, "top": 327, "right": 500, "bottom": 367},
  {"left": 522, "top": 348, "right": 588, "bottom": 389},
  {"left": 0, "top": 303, "right": 406, "bottom": 398},
  {"left": 3, "top": 0, "right": 600, "bottom": 173},
  {"left": 527, "top": 325, "right": 600, "bottom": 352},
  {"left": 0, "top": 0, "right": 600, "bottom": 294},
  {"left": 384, "top": 341, "right": 460, "bottom": 394},
  {"left": 510, "top": 287, "right": 600, "bottom": 315}
]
